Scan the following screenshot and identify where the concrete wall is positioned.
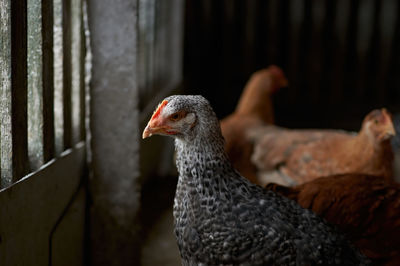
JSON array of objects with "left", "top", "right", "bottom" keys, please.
[{"left": 87, "top": 1, "right": 141, "bottom": 265}]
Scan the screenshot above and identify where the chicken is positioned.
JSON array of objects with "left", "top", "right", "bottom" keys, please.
[
  {"left": 251, "top": 108, "right": 395, "bottom": 186},
  {"left": 266, "top": 174, "right": 400, "bottom": 266},
  {"left": 142, "top": 95, "right": 370, "bottom": 265},
  {"left": 220, "top": 66, "right": 288, "bottom": 183}
]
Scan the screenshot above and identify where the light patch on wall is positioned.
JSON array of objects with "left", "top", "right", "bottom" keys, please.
[
  {"left": 27, "top": 0, "right": 44, "bottom": 170},
  {"left": 54, "top": 0, "right": 64, "bottom": 155},
  {"left": 0, "top": 0, "right": 13, "bottom": 187},
  {"left": 71, "top": 0, "right": 82, "bottom": 144}
]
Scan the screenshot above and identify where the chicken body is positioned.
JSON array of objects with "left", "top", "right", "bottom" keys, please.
[
  {"left": 251, "top": 109, "right": 395, "bottom": 186},
  {"left": 221, "top": 66, "right": 288, "bottom": 183},
  {"left": 143, "top": 95, "right": 370, "bottom": 266},
  {"left": 267, "top": 174, "right": 400, "bottom": 266}
]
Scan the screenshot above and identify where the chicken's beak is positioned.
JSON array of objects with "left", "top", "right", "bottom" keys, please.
[
  {"left": 279, "top": 78, "right": 289, "bottom": 89},
  {"left": 142, "top": 125, "right": 166, "bottom": 139},
  {"left": 142, "top": 118, "right": 177, "bottom": 139},
  {"left": 142, "top": 121, "right": 164, "bottom": 139},
  {"left": 379, "top": 109, "right": 396, "bottom": 141},
  {"left": 143, "top": 99, "right": 171, "bottom": 139},
  {"left": 379, "top": 125, "right": 396, "bottom": 141}
]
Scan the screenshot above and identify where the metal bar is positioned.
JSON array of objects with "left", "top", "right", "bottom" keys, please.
[
  {"left": 42, "top": 0, "right": 55, "bottom": 162},
  {"left": 54, "top": 0, "right": 64, "bottom": 155},
  {"left": 11, "top": 0, "right": 29, "bottom": 181},
  {"left": 79, "top": 1, "right": 86, "bottom": 142},
  {"left": 71, "top": 0, "right": 82, "bottom": 145},
  {"left": 63, "top": 0, "right": 72, "bottom": 149},
  {"left": 386, "top": 1, "right": 400, "bottom": 103},
  {"left": 27, "top": 0, "right": 44, "bottom": 170},
  {"left": 0, "top": 0, "right": 12, "bottom": 187},
  {"left": 321, "top": 0, "right": 337, "bottom": 104},
  {"left": 343, "top": 0, "right": 360, "bottom": 101}
]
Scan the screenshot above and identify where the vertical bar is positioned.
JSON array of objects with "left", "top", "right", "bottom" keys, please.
[
  {"left": 54, "top": 0, "right": 64, "bottom": 155},
  {"left": 287, "top": 0, "right": 304, "bottom": 104},
  {"left": 27, "top": 0, "right": 44, "bottom": 170},
  {"left": 11, "top": 0, "right": 29, "bottom": 181},
  {"left": 277, "top": 0, "right": 289, "bottom": 70},
  {"left": 267, "top": 0, "right": 280, "bottom": 64},
  {"left": 138, "top": 0, "right": 156, "bottom": 109},
  {"left": 364, "top": 0, "right": 382, "bottom": 104},
  {"left": 0, "top": 0, "right": 12, "bottom": 187},
  {"left": 342, "top": 0, "right": 360, "bottom": 101},
  {"left": 308, "top": 0, "right": 324, "bottom": 103},
  {"left": 331, "top": 0, "right": 351, "bottom": 103},
  {"left": 80, "top": 1, "right": 86, "bottom": 142},
  {"left": 386, "top": 1, "right": 400, "bottom": 104},
  {"left": 42, "top": 0, "right": 55, "bottom": 161},
  {"left": 71, "top": 0, "right": 82, "bottom": 144},
  {"left": 297, "top": 0, "right": 312, "bottom": 103},
  {"left": 321, "top": 0, "right": 337, "bottom": 104},
  {"left": 354, "top": 0, "right": 375, "bottom": 102},
  {"left": 63, "top": 0, "right": 72, "bottom": 149},
  {"left": 243, "top": 0, "right": 257, "bottom": 76},
  {"left": 375, "top": 0, "right": 396, "bottom": 104}
]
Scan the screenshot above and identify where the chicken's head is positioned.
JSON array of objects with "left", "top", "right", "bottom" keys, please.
[
  {"left": 142, "top": 95, "right": 221, "bottom": 141},
  {"left": 362, "top": 108, "right": 396, "bottom": 141},
  {"left": 267, "top": 65, "right": 289, "bottom": 92},
  {"left": 251, "top": 65, "right": 289, "bottom": 94}
]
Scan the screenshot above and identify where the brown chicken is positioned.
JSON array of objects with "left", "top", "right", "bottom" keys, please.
[
  {"left": 220, "top": 65, "right": 288, "bottom": 183},
  {"left": 266, "top": 174, "right": 400, "bottom": 266},
  {"left": 250, "top": 108, "right": 396, "bottom": 186}
]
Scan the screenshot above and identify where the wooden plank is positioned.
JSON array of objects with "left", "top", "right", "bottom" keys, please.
[
  {"left": 62, "top": 0, "right": 72, "bottom": 149},
  {"left": 0, "top": 0, "right": 13, "bottom": 187},
  {"left": 71, "top": 0, "right": 82, "bottom": 144},
  {"left": 320, "top": 0, "right": 337, "bottom": 104},
  {"left": 27, "top": 0, "right": 44, "bottom": 170},
  {"left": 42, "top": 0, "right": 55, "bottom": 162},
  {"left": 308, "top": 0, "right": 324, "bottom": 103},
  {"left": 0, "top": 143, "right": 86, "bottom": 266},
  {"left": 79, "top": 2, "right": 86, "bottom": 142},
  {"left": 287, "top": 0, "right": 304, "bottom": 104},
  {"left": 376, "top": 0, "right": 397, "bottom": 104},
  {"left": 354, "top": 0, "right": 375, "bottom": 102},
  {"left": 297, "top": 0, "right": 312, "bottom": 103},
  {"left": 330, "top": 0, "right": 351, "bottom": 103},
  {"left": 342, "top": 0, "right": 360, "bottom": 101},
  {"left": 11, "top": 0, "right": 29, "bottom": 181},
  {"left": 71, "top": 0, "right": 83, "bottom": 145},
  {"left": 137, "top": 0, "right": 156, "bottom": 110},
  {"left": 386, "top": 1, "right": 400, "bottom": 104},
  {"left": 54, "top": 0, "right": 64, "bottom": 155}
]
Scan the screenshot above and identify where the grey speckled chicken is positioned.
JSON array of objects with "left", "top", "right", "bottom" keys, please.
[{"left": 142, "top": 95, "right": 370, "bottom": 266}]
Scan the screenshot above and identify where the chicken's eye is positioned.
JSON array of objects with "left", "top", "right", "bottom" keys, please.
[
  {"left": 170, "top": 113, "right": 182, "bottom": 121},
  {"left": 374, "top": 119, "right": 379, "bottom": 125}
]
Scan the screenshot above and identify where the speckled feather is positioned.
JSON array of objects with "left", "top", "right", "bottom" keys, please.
[{"left": 154, "top": 95, "right": 369, "bottom": 266}]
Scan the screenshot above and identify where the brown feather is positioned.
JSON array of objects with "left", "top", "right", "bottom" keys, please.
[
  {"left": 251, "top": 109, "right": 395, "bottom": 186},
  {"left": 220, "top": 65, "right": 288, "bottom": 183},
  {"left": 266, "top": 174, "right": 400, "bottom": 265}
]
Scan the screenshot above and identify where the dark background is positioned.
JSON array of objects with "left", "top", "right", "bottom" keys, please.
[{"left": 183, "top": 0, "right": 400, "bottom": 130}]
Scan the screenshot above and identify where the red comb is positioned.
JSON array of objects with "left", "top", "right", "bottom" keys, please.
[{"left": 151, "top": 100, "right": 168, "bottom": 120}]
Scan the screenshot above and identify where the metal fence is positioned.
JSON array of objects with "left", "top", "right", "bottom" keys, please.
[{"left": 0, "top": 0, "right": 86, "bottom": 189}]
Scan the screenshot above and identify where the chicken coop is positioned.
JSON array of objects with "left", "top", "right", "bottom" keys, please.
[{"left": 0, "top": 0, "right": 399, "bottom": 265}]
